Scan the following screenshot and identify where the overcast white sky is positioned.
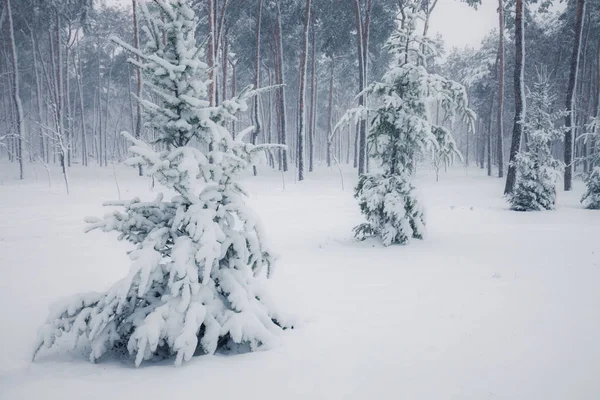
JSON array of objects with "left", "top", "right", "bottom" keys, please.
[
  {"left": 431, "top": 0, "right": 498, "bottom": 50},
  {"left": 105, "top": 0, "right": 498, "bottom": 50}
]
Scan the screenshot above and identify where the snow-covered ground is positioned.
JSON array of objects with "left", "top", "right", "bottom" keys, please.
[{"left": 1, "top": 161, "right": 599, "bottom": 399}]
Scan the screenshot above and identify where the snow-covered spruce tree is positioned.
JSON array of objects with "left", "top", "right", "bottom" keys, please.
[
  {"left": 581, "top": 117, "right": 600, "bottom": 209},
  {"left": 33, "top": 0, "right": 286, "bottom": 367},
  {"left": 351, "top": 0, "right": 474, "bottom": 246},
  {"left": 581, "top": 167, "right": 600, "bottom": 209},
  {"left": 507, "top": 72, "right": 565, "bottom": 211}
]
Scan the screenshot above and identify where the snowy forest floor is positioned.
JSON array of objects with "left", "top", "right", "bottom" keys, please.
[{"left": 1, "top": 161, "right": 599, "bottom": 399}]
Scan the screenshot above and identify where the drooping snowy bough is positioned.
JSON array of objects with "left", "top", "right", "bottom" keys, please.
[
  {"left": 340, "top": 0, "right": 474, "bottom": 246},
  {"left": 33, "top": 0, "right": 287, "bottom": 367}
]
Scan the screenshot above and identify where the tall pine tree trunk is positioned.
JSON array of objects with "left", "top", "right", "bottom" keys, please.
[
  {"left": 497, "top": 0, "right": 505, "bottom": 178},
  {"left": 222, "top": 27, "right": 228, "bottom": 108},
  {"left": 252, "top": 0, "right": 263, "bottom": 176},
  {"left": 65, "top": 27, "right": 73, "bottom": 167},
  {"left": 578, "top": 14, "right": 591, "bottom": 173},
  {"left": 466, "top": 89, "right": 471, "bottom": 166},
  {"left": 591, "top": 38, "right": 600, "bottom": 168},
  {"left": 56, "top": 14, "right": 69, "bottom": 187},
  {"left": 327, "top": 56, "right": 335, "bottom": 167},
  {"left": 487, "top": 93, "right": 495, "bottom": 177},
  {"left": 478, "top": 119, "right": 484, "bottom": 169},
  {"left": 207, "top": 0, "right": 216, "bottom": 106},
  {"left": 4, "top": 0, "right": 24, "bottom": 179},
  {"left": 230, "top": 59, "right": 237, "bottom": 137},
  {"left": 133, "top": 0, "right": 143, "bottom": 175},
  {"left": 30, "top": 30, "right": 45, "bottom": 163},
  {"left": 104, "top": 50, "right": 114, "bottom": 166},
  {"left": 297, "top": 0, "right": 311, "bottom": 181},
  {"left": 97, "top": 41, "right": 104, "bottom": 167},
  {"left": 564, "top": 0, "right": 586, "bottom": 191},
  {"left": 76, "top": 38, "right": 88, "bottom": 166},
  {"left": 504, "top": 0, "right": 525, "bottom": 194},
  {"left": 275, "top": 0, "right": 288, "bottom": 171},
  {"left": 354, "top": 0, "right": 372, "bottom": 175},
  {"left": 308, "top": 15, "right": 316, "bottom": 173}
]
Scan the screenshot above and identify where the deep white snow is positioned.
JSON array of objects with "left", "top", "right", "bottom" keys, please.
[{"left": 1, "top": 162, "right": 599, "bottom": 399}]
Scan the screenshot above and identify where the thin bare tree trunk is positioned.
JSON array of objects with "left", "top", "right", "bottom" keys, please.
[
  {"left": 275, "top": 0, "right": 288, "bottom": 171},
  {"left": 466, "top": 89, "right": 471, "bottom": 166},
  {"left": 30, "top": 29, "right": 45, "bottom": 163},
  {"left": 267, "top": 67, "right": 274, "bottom": 166},
  {"left": 65, "top": 26, "right": 73, "bottom": 167},
  {"left": 308, "top": 14, "right": 316, "bottom": 172},
  {"left": 104, "top": 50, "right": 114, "bottom": 166},
  {"left": 274, "top": 41, "right": 283, "bottom": 169},
  {"left": 56, "top": 14, "right": 68, "bottom": 181},
  {"left": 297, "top": 0, "right": 312, "bottom": 181},
  {"left": 127, "top": 63, "right": 135, "bottom": 142},
  {"left": 363, "top": 0, "right": 372, "bottom": 173},
  {"left": 487, "top": 93, "right": 495, "bottom": 177},
  {"left": 327, "top": 56, "right": 335, "bottom": 167},
  {"left": 76, "top": 37, "right": 88, "bottom": 166},
  {"left": 591, "top": 38, "right": 600, "bottom": 168},
  {"left": 422, "top": 0, "right": 439, "bottom": 40},
  {"left": 564, "top": 0, "right": 586, "bottom": 191},
  {"left": 497, "top": 0, "right": 505, "bottom": 178},
  {"left": 4, "top": 0, "right": 23, "bottom": 179},
  {"left": 208, "top": 0, "right": 216, "bottom": 106},
  {"left": 133, "top": 0, "right": 143, "bottom": 175},
  {"left": 354, "top": 0, "right": 371, "bottom": 175},
  {"left": 252, "top": 0, "right": 263, "bottom": 176},
  {"left": 222, "top": 27, "right": 228, "bottom": 105},
  {"left": 579, "top": 12, "right": 591, "bottom": 172},
  {"left": 97, "top": 40, "right": 104, "bottom": 167},
  {"left": 37, "top": 33, "right": 55, "bottom": 163},
  {"left": 346, "top": 102, "right": 352, "bottom": 164},
  {"left": 92, "top": 87, "right": 98, "bottom": 162},
  {"left": 229, "top": 58, "right": 237, "bottom": 136}
]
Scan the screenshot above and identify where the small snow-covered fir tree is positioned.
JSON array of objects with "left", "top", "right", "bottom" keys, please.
[
  {"left": 581, "top": 167, "right": 600, "bottom": 209},
  {"left": 581, "top": 117, "right": 600, "bottom": 209},
  {"left": 351, "top": 0, "right": 474, "bottom": 246},
  {"left": 507, "top": 72, "right": 565, "bottom": 211},
  {"left": 33, "top": 0, "right": 286, "bottom": 367}
]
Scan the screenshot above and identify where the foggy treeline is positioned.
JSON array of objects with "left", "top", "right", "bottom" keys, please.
[{"left": 1, "top": 0, "right": 599, "bottom": 187}]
